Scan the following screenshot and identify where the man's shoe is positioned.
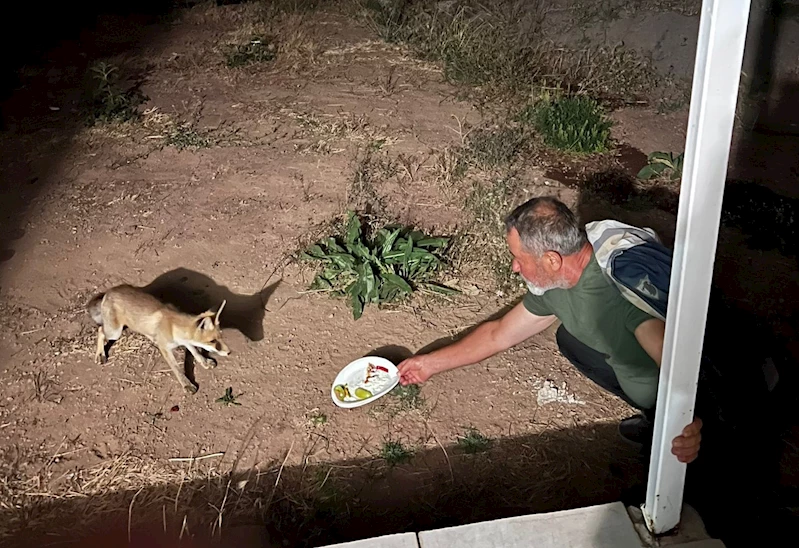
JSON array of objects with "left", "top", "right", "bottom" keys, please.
[{"left": 618, "top": 414, "right": 654, "bottom": 447}]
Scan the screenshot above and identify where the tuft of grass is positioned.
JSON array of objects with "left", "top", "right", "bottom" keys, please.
[
  {"left": 379, "top": 440, "right": 413, "bottom": 465},
  {"left": 165, "top": 123, "right": 214, "bottom": 150},
  {"left": 301, "top": 211, "right": 458, "bottom": 319},
  {"left": 461, "top": 173, "right": 522, "bottom": 292},
  {"left": 85, "top": 61, "right": 146, "bottom": 125},
  {"left": 222, "top": 36, "right": 277, "bottom": 67},
  {"left": 307, "top": 409, "right": 328, "bottom": 426},
  {"left": 431, "top": 146, "right": 468, "bottom": 191},
  {"left": 347, "top": 144, "right": 394, "bottom": 211},
  {"left": 456, "top": 427, "right": 492, "bottom": 454},
  {"left": 390, "top": 383, "right": 425, "bottom": 411},
  {"left": 363, "top": 1, "right": 658, "bottom": 103},
  {"left": 521, "top": 94, "right": 612, "bottom": 154},
  {"left": 463, "top": 126, "right": 527, "bottom": 170}
]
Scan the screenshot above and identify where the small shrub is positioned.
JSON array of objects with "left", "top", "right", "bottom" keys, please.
[
  {"left": 302, "top": 212, "right": 458, "bottom": 319},
  {"left": 637, "top": 151, "right": 684, "bottom": 181},
  {"left": 86, "top": 61, "right": 145, "bottom": 125},
  {"left": 222, "top": 36, "right": 277, "bottom": 67},
  {"left": 524, "top": 95, "right": 612, "bottom": 154}
]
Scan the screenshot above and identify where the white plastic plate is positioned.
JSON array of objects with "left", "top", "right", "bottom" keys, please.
[{"left": 331, "top": 356, "right": 399, "bottom": 408}]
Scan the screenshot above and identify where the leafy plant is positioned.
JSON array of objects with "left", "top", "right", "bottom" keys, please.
[
  {"left": 456, "top": 427, "right": 492, "bottom": 454},
  {"left": 379, "top": 440, "right": 413, "bottom": 465},
  {"left": 637, "top": 151, "right": 684, "bottom": 181},
  {"left": 216, "top": 387, "right": 241, "bottom": 406},
  {"left": 86, "top": 61, "right": 145, "bottom": 125},
  {"left": 222, "top": 36, "right": 277, "bottom": 68},
  {"left": 302, "top": 212, "right": 458, "bottom": 319},
  {"left": 522, "top": 95, "right": 612, "bottom": 154}
]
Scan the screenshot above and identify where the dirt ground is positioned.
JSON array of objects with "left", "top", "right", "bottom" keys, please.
[{"left": 0, "top": 1, "right": 797, "bottom": 546}]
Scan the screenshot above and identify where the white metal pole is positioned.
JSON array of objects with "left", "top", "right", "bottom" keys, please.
[{"left": 642, "top": 0, "right": 752, "bottom": 535}]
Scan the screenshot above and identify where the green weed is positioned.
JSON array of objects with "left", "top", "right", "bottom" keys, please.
[
  {"left": 86, "top": 61, "right": 145, "bottom": 125},
  {"left": 456, "top": 427, "right": 492, "bottom": 454},
  {"left": 216, "top": 387, "right": 242, "bottom": 406},
  {"left": 302, "top": 211, "right": 458, "bottom": 319},
  {"left": 523, "top": 95, "right": 612, "bottom": 154},
  {"left": 637, "top": 151, "right": 684, "bottom": 181},
  {"left": 390, "top": 383, "right": 425, "bottom": 411},
  {"left": 379, "top": 440, "right": 414, "bottom": 465}
]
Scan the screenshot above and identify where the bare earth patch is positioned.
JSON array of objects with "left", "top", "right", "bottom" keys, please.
[{"left": 1, "top": 1, "right": 797, "bottom": 546}]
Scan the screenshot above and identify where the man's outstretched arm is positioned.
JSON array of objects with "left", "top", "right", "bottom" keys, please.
[{"left": 398, "top": 302, "right": 556, "bottom": 385}]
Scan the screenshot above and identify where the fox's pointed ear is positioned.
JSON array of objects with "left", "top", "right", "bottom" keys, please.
[
  {"left": 199, "top": 316, "right": 214, "bottom": 331},
  {"left": 215, "top": 300, "right": 226, "bottom": 325}
]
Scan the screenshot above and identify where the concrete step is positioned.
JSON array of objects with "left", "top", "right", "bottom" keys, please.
[
  {"left": 318, "top": 532, "right": 419, "bottom": 548},
  {"left": 417, "top": 502, "right": 642, "bottom": 548}
]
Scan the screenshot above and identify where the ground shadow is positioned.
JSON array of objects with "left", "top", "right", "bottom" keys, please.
[
  {"left": 363, "top": 344, "right": 414, "bottom": 364},
  {"left": 0, "top": 422, "right": 648, "bottom": 548},
  {"left": 0, "top": 0, "right": 181, "bottom": 287},
  {"left": 414, "top": 299, "right": 521, "bottom": 356},
  {"left": 143, "top": 267, "right": 280, "bottom": 342}
]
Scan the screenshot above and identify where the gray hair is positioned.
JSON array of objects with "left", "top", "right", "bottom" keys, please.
[{"left": 504, "top": 196, "right": 588, "bottom": 256}]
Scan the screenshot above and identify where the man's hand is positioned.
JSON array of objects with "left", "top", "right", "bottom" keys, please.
[
  {"left": 397, "top": 355, "right": 434, "bottom": 386},
  {"left": 671, "top": 417, "right": 702, "bottom": 463}
]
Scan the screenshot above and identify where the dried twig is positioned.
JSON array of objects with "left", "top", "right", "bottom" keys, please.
[
  {"left": 168, "top": 452, "right": 225, "bottom": 463},
  {"left": 128, "top": 486, "right": 144, "bottom": 543}
]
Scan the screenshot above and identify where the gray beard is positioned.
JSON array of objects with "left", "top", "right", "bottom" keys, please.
[
  {"left": 522, "top": 276, "right": 555, "bottom": 296},
  {"left": 519, "top": 274, "right": 564, "bottom": 297}
]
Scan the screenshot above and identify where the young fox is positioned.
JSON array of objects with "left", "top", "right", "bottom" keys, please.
[{"left": 87, "top": 284, "right": 230, "bottom": 394}]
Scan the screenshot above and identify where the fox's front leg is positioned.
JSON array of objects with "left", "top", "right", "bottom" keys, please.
[
  {"left": 158, "top": 345, "right": 198, "bottom": 394},
  {"left": 95, "top": 327, "right": 107, "bottom": 364},
  {"left": 185, "top": 344, "right": 216, "bottom": 370}
]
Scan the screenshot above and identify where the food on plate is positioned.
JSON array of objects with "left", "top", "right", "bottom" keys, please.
[
  {"left": 334, "top": 384, "right": 351, "bottom": 401},
  {"left": 355, "top": 387, "right": 373, "bottom": 400}
]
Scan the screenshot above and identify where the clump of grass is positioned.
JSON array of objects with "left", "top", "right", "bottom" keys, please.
[
  {"left": 379, "top": 440, "right": 413, "bottom": 465},
  {"left": 363, "top": 1, "right": 657, "bottom": 102},
  {"left": 432, "top": 146, "right": 468, "bottom": 191},
  {"left": 165, "top": 123, "right": 214, "bottom": 150},
  {"left": 347, "top": 145, "right": 395, "bottom": 211},
  {"left": 307, "top": 409, "right": 328, "bottom": 426},
  {"left": 390, "top": 383, "right": 425, "bottom": 411},
  {"left": 301, "top": 211, "right": 458, "bottom": 319},
  {"left": 86, "top": 61, "right": 145, "bottom": 125},
  {"left": 222, "top": 36, "right": 277, "bottom": 67},
  {"left": 462, "top": 173, "right": 522, "bottom": 291},
  {"left": 521, "top": 95, "right": 612, "bottom": 154},
  {"left": 457, "top": 427, "right": 492, "bottom": 454},
  {"left": 463, "top": 126, "right": 527, "bottom": 170}
]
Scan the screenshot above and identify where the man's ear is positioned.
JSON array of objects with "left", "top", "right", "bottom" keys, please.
[{"left": 544, "top": 250, "right": 563, "bottom": 271}]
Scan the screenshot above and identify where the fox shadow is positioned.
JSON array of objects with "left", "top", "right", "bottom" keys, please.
[{"left": 142, "top": 267, "right": 280, "bottom": 343}]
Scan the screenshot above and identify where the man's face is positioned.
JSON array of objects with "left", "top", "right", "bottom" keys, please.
[{"left": 506, "top": 228, "right": 565, "bottom": 295}]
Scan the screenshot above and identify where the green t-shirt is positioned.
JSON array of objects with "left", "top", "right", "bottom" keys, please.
[{"left": 523, "top": 255, "right": 660, "bottom": 409}]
